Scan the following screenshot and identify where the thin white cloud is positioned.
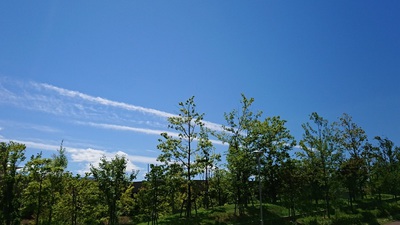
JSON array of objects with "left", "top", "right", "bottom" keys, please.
[
  {"left": 79, "top": 121, "right": 176, "bottom": 136},
  {"left": 35, "top": 81, "right": 225, "bottom": 132},
  {"left": 77, "top": 121, "right": 226, "bottom": 146},
  {"left": 1, "top": 78, "right": 225, "bottom": 133},
  {"left": 203, "top": 121, "right": 225, "bottom": 132},
  {"left": 35, "top": 82, "right": 176, "bottom": 118},
  {"left": 0, "top": 138, "right": 60, "bottom": 152},
  {"left": 0, "top": 86, "right": 17, "bottom": 102},
  {"left": 0, "top": 120, "right": 60, "bottom": 133}
]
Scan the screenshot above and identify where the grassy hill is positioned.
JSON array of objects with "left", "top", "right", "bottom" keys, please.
[{"left": 133, "top": 197, "right": 400, "bottom": 225}]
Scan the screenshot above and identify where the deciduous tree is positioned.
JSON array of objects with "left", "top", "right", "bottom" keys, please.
[
  {"left": 299, "top": 112, "right": 343, "bottom": 218},
  {"left": 90, "top": 155, "right": 137, "bottom": 225},
  {"left": 0, "top": 141, "right": 26, "bottom": 225},
  {"left": 336, "top": 113, "right": 368, "bottom": 209},
  {"left": 251, "top": 116, "right": 296, "bottom": 203},
  {"left": 157, "top": 96, "right": 211, "bottom": 218},
  {"left": 219, "top": 94, "right": 260, "bottom": 216},
  {"left": 22, "top": 152, "right": 52, "bottom": 225}
]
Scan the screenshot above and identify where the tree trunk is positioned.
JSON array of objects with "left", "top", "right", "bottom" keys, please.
[{"left": 36, "top": 179, "right": 43, "bottom": 225}]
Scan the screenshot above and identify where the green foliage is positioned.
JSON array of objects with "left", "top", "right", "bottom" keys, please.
[
  {"left": 280, "top": 158, "right": 309, "bottom": 217},
  {"left": 133, "top": 164, "right": 170, "bottom": 224},
  {"left": 0, "top": 141, "right": 26, "bottom": 225},
  {"left": 331, "top": 213, "right": 363, "bottom": 225},
  {"left": 299, "top": 112, "right": 344, "bottom": 218},
  {"left": 50, "top": 173, "right": 106, "bottom": 225},
  {"left": 360, "top": 210, "right": 379, "bottom": 225},
  {"left": 336, "top": 113, "right": 369, "bottom": 209},
  {"left": 300, "top": 217, "right": 322, "bottom": 225},
  {"left": 21, "top": 152, "right": 53, "bottom": 225},
  {"left": 90, "top": 154, "right": 137, "bottom": 225},
  {"left": 208, "top": 168, "right": 231, "bottom": 206},
  {"left": 219, "top": 94, "right": 261, "bottom": 216},
  {"left": 252, "top": 116, "right": 296, "bottom": 204},
  {"left": 157, "top": 96, "right": 217, "bottom": 218}
]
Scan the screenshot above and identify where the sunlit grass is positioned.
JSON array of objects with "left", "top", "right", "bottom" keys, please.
[{"left": 133, "top": 195, "right": 400, "bottom": 225}]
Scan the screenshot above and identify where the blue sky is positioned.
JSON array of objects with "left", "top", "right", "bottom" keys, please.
[{"left": 1, "top": 1, "right": 399, "bottom": 179}]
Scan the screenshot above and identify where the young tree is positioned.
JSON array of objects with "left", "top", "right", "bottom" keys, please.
[
  {"left": 280, "top": 159, "right": 307, "bottom": 219},
  {"left": 52, "top": 172, "right": 79, "bottom": 225},
  {"left": 299, "top": 112, "right": 343, "bottom": 218},
  {"left": 209, "top": 167, "right": 232, "bottom": 207},
  {"left": 219, "top": 94, "right": 260, "bottom": 216},
  {"left": 157, "top": 96, "right": 211, "bottom": 218},
  {"left": 46, "top": 142, "right": 68, "bottom": 224},
  {"left": 90, "top": 155, "right": 138, "bottom": 225},
  {"left": 134, "top": 164, "right": 167, "bottom": 224},
  {"left": 22, "top": 152, "right": 52, "bottom": 225},
  {"left": 251, "top": 116, "right": 296, "bottom": 203},
  {"left": 0, "top": 141, "right": 26, "bottom": 225},
  {"left": 336, "top": 113, "right": 368, "bottom": 209},
  {"left": 195, "top": 126, "right": 220, "bottom": 209},
  {"left": 371, "top": 136, "right": 400, "bottom": 200}
]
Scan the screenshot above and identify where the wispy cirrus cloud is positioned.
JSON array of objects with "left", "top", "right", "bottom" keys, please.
[
  {"left": 0, "top": 120, "right": 60, "bottom": 133},
  {"left": 0, "top": 78, "right": 224, "bottom": 132},
  {"left": 36, "top": 82, "right": 225, "bottom": 131},
  {"left": 77, "top": 121, "right": 225, "bottom": 146},
  {"left": 35, "top": 82, "right": 176, "bottom": 118},
  {"left": 0, "top": 138, "right": 60, "bottom": 152},
  {"left": 78, "top": 121, "right": 176, "bottom": 136}
]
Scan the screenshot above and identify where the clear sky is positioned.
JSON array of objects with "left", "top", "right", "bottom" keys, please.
[{"left": 1, "top": 1, "right": 399, "bottom": 179}]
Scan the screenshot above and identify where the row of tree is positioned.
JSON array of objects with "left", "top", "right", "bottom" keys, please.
[
  {"left": 1, "top": 94, "right": 399, "bottom": 225},
  {"left": 133, "top": 95, "right": 400, "bottom": 223},
  {"left": 0, "top": 141, "right": 138, "bottom": 225}
]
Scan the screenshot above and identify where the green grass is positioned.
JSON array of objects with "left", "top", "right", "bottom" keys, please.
[
  {"left": 136, "top": 203, "right": 291, "bottom": 225},
  {"left": 132, "top": 196, "right": 400, "bottom": 225}
]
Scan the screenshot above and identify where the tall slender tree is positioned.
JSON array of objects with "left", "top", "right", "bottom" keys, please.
[
  {"left": 46, "top": 142, "right": 68, "bottom": 224},
  {"left": 196, "top": 126, "right": 220, "bottom": 209},
  {"left": 299, "top": 112, "right": 343, "bottom": 218},
  {"left": 336, "top": 113, "right": 368, "bottom": 209},
  {"left": 372, "top": 136, "right": 400, "bottom": 200},
  {"left": 219, "top": 94, "right": 260, "bottom": 216},
  {"left": 22, "top": 152, "right": 52, "bottom": 225},
  {"left": 157, "top": 96, "right": 211, "bottom": 218}
]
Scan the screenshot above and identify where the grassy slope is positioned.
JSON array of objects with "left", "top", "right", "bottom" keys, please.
[{"left": 135, "top": 196, "right": 400, "bottom": 225}]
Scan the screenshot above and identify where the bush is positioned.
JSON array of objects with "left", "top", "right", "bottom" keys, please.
[
  {"left": 300, "top": 217, "right": 319, "bottom": 225},
  {"left": 299, "top": 216, "right": 330, "bottom": 225},
  {"left": 393, "top": 214, "right": 400, "bottom": 221},
  {"left": 331, "top": 213, "right": 362, "bottom": 225},
  {"left": 361, "top": 210, "right": 379, "bottom": 225},
  {"left": 377, "top": 202, "right": 400, "bottom": 218},
  {"left": 387, "top": 203, "right": 400, "bottom": 216}
]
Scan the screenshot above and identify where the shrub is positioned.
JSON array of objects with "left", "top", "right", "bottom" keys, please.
[
  {"left": 393, "top": 214, "right": 400, "bottom": 221},
  {"left": 300, "top": 217, "right": 319, "bottom": 225},
  {"left": 331, "top": 213, "right": 362, "bottom": 225},
  {"left": 387, "top": 203, "right": 400, "bottom": 216},
  {"left": 361, "top": 210, "right": 379, "bottom": 225},
  {"left": 299, "top": 216, "right": 330, "bottom": 225}
]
